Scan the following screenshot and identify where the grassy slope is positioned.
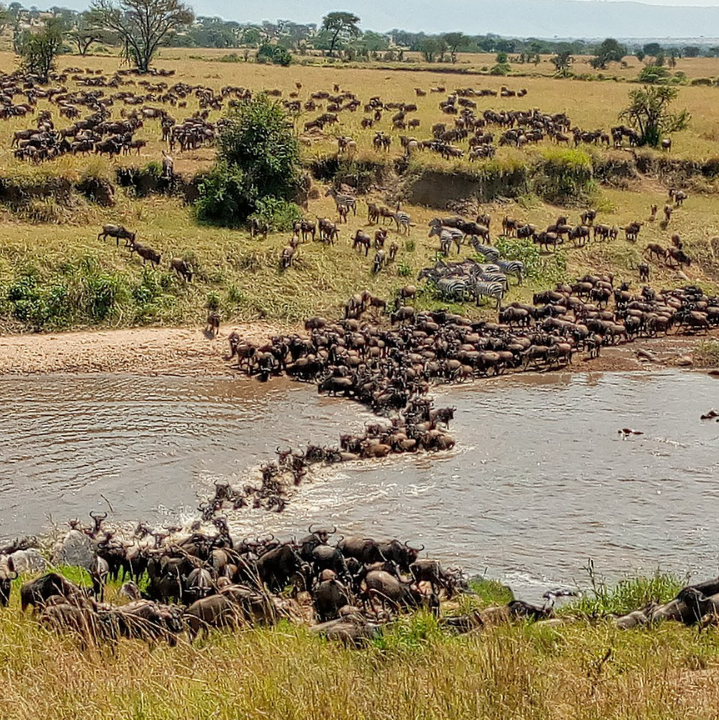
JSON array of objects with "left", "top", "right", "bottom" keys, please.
[
  {"left": 0, "top": 52, "right": 717, "bottom": 330},
  {"left": 2, "top": 573, "right": 719, "bottom": 720},
  {"left": 1, "top": 180, "right": 717, "bottom": 331}
]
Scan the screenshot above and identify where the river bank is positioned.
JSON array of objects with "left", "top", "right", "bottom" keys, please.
[
  {"left": 0, "top": 323, "right": 290, "bottom": 376},
  {"left": 0, "top": 325, "right": 716, "bottom": 376},
  {"left": 0, "top": 322, "right": 719, "bottom": 377}
]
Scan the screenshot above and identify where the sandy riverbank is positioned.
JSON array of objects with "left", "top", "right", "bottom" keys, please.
[
  {"left": 0, "top": 324, "right": 290, "bottom": 376},
  {"left": 0, "top": 325, "right": 714, "bottom": 376}
]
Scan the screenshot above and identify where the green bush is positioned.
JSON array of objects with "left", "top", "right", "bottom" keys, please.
[
  {"left": 250, "top": 197, "right": 302, "bottom": 232},
  {"left": 196, "top": 95, "right": 301, "bottom": 228},
  {"left": 534, "top": 148, "right": 595, "bottom": 205},
  {"left": 257, "top": 43, "right": 292, "bottom": 67},
  {"left": 638, "top": 65, "right": 672, "bottom": 84},
  {"left": 489, "top": 63, "right": 510, "bottom": 76}
]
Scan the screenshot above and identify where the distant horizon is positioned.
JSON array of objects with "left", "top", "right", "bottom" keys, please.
[{"left": 20, "top": 0, "right": 719, "bottom": 40}]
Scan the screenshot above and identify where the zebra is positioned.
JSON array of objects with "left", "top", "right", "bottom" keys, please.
[
  {"left": 470, "top": 237, "right": 500, "bottom": 262},
  {"left": 325, "top": 187, "right": 357, "bottom": 215},
  {"left": 478, "top": 272, "right": 508, "bottom": 290},
  {"left": 471, "top": 281, "right": 504, "bottom": 309},
  {"left": 429, "top": 224, "right": 463, "bottom": 253},
  {"left": 394, "top": 211, "right": 412, "bottom": 235},
  {"left": 496, "top": 259, "right": 524, "bottom": 285},
  {"left": 436, "top": 277, "right": 468, "bottom": 302}
]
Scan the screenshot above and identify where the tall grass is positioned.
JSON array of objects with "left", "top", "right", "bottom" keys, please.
[{"left": 2, "top": 571, "right": 719, "bottom": 720}]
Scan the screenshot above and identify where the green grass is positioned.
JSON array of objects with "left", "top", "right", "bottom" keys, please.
[{"left": 695, "top": 339, "right": 719, "bottom": 367}]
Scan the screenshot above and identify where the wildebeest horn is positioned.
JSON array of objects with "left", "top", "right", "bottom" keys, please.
[
  {"left": 330, "top": 526, "right": 337, "bottom": 534},
  {"left": 89, "top": 511, "right": 108, "bottom": 520},
  {"left": 308, "top": 524, "right": 317, "bottom": 534},
  {"left": 417, "top": 544, "right": 425, "bottom": 552}
]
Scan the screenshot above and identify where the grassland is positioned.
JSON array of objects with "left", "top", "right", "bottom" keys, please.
[
  {"left": 0, "top": 50, "right": 718, "bottom": 332},
  {"left": 3, "top": 571, "right": 719, "bottom": 720}
]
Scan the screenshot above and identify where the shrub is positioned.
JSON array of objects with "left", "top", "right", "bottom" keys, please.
[
  {"left": 257, "top": 43, "right": 292, "bottom": 66},
  {"left": 534, "top": 148, "right": 595, "bottom": 205},
  {"left": 196, "top": 95, "right": 301, "bottom": 228},
  {"left": 250, "top": 196, "right": 303, "bottom": 232},
  {"left": 397, "top": 261, "right": 412, "bottom": 277},
  {"left": 489, "top": 63, "right": 510, "bottom": 76},
  {"left": 638, "top": 64, "right": 671, "bottom": 84}
]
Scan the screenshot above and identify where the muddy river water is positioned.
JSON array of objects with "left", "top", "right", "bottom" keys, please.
[{"left": 2, "top": 370, "right": 718, "bottom": 595}]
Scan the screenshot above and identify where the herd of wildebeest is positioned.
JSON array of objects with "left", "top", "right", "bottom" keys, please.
[
  {"left": 3, "top": 59, "right": 672, "bottom": 166},
  {"left": 5, "top": 512, "right": 719, "bottom": 648},
  {"left": 3, "top": 65, "right": 719, "bottom": 653}
]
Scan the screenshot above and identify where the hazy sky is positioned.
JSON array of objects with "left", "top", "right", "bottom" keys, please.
[{"left": 33, "top": 0, "right": 719, "bottom": 37}]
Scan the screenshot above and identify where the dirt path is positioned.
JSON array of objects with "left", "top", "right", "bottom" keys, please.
[{"left": 0, "top": 325, "right": 713, "bottom": 377}]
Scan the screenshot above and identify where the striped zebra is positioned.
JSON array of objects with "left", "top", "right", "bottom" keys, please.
[
  {"left": 474, "top": 263, "right": 501, "bottom": 274},
  {"left": 470, "top": 237, "right": 499, "bottom": 262},
  {"left": 479, "top": 272, "right": 508, "bottom": 290},
  {"left": 325, "top": 187, "right": 357, "bottom": 215},
  {"left": 471, "top": 280, "right": 504, "bottom": 309},
  {"left": 436, "top": 277, "right": 468, "bottom": 302},
  {"left": 394, "top": 211, "right": 412, "bottom": 235},
  {"left": 430, "top": 224, "right": 463, "bottom": 253},
  {"left": 496, "top": 259, "right": 525, "bottom": 285}
]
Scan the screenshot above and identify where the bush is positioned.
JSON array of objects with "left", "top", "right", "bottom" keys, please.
[
  {"left": 489, "top": 63, "right": 510, "bottom": 76},
  {"left": 196, "top": 95, "right": 301, "bottom": 228},
  {"left": 250, "top": 197, "right": 303, "bottom": 232},
  {"left": 257, "top": 43, "right": 292, "bottom": 67},
  {"left": 638, "top": 64, "right": 671, "bottom": 84},
  {"left": 534, "top": 148, "right": 595, "bottom": 205}
]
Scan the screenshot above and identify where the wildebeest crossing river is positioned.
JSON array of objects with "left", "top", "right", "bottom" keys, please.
[{"left": 2, "top": 370, "right": 718, "bottom": 596}]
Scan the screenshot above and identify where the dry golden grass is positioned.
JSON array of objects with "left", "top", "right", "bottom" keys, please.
[
  {"left": 0, "top": 49, "right": 719, "bottom": 176},
  {"left": 4, "top": 603, "right": 719, "bottom": 720}
]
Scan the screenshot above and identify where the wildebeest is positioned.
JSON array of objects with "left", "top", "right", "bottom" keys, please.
[
  {"left": 129, "top": 242, "right": 161, "bottom": 267},
  {"left": 20, "top": 572, "right": 89, "bottom": 612},
  {"left": 170, "top": 258, "right": 192, "bottom": 282},
  {"left": 98, "top": 224, "right": 135, "bottom": 247}
]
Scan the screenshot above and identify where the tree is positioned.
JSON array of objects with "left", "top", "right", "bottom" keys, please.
[
  {"left": 619, "top": 85, "right": 690, "bottom": 147},
  {"left": 642, "top": 42, "right": 662, "bottom": 57},
  {"left": 635, "top": 49, "right": 645, "bottom": 62},
  {"left": 321, "top": 11, "right": 360, "bottom": 56},
  {"left": 196, "top": 95, "right": 301, "bottom": 227},
  {"left": 591, "top": 38, "right": 626, "bottom": 69},
  {"left": 69, "top": 10, "right": 110, "bottom": 55},
  {"left": 683, "top": 45, "right": 700, "bottom": 58},
  {"left": 0, "top": 3, "right": 9, "bottom": 33},
  {"left": 419, "top": 35, "right": 444, "bottom": 63},
  {"left": 17, "top": 19, "right": 62, "bottom": 82},
  {"left": 550, "top": 49, "right": 573, "bottom": 76},
  {"left": 92, "top": 0, "right": 194, "bottom": 73},
  {"left": 442, "top": 32, "right": 466, "bottom": 63}
]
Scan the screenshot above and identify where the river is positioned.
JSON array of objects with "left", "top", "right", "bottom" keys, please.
[{"left": 2, "top": 370, "right": 718, "bottom": 595}]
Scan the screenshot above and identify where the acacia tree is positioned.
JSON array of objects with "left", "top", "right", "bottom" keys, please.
[
  {"left": 92, "top": 0, "right": 193, "bottom": 73},
  {"left": 321, "top": 11, "right": 360, "bottom": 56},
  {"left": 551, "top": 49, "right": 573, "bottom": 76},
  {"left": 442, "top": 32, "right": 466, "bottom": 63},
  {"left": 69, "top": 10, "right": 111, "bottom": 55},
  {"left": 18, "top": 20, "right": 63, "bottom": 82},
  {"left": 619, "top": 85, "right": 690, "bottom": 147},
  {"left": 590, "top": 38, "right": 626, "bottom": 69}
]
